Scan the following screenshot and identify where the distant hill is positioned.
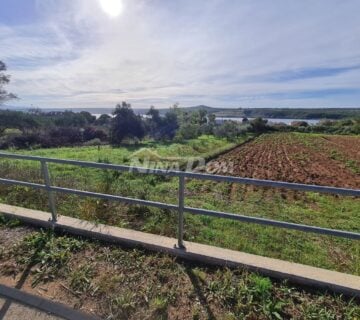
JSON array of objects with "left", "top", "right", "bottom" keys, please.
[
  {"left": 151, "top": 106, "right": 360, "bottom": 119},
  {"left": 211, "top": 107, "right": 360, "bottom": 119}
]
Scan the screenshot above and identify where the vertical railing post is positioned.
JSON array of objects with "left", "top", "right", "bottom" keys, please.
[
  {"left": 41, "top": 160, "right": 57, "bottom": 222},
  {"left": 177, "top": 175, "right": 185, "bottom": 249}
]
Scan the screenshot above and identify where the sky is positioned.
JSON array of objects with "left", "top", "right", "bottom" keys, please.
[{"left": 1, "top": 0, "right": 360, "bottom": 109}]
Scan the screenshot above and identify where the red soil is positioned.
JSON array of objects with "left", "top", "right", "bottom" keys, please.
[{"left": 207, "top": 133, "right": 360, "bottom": 189}]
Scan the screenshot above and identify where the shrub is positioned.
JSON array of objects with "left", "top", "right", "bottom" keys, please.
[
  {"left": 49, "top": 127, "right": 82, "bottom": 146},
  {"left": 83, "top": 138, "right": 102, "bottom": 146},
  {"left": 214, "top": 121, "right": 246, "bottom": 140},
  {"left": 249, "top": 117, "right": 270, "bottom": 133},
  {"left": 175, "top": 123, "right": 200, "bottom": 141},
  {"left": 291, "top": 121, "right": 309, "bottom": 127},
  {"left": 95, "top": 114, "right": 112, "bottom": 126},
  {"left": 83, "top": 127, "right": 108, "bottom": 141}
]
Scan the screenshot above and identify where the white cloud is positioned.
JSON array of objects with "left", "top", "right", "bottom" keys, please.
[{"left": 1, "top": 0, "right": 360, "bottom": 108}]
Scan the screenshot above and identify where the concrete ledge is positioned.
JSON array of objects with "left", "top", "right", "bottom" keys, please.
[{"left": 1, "top": 203, "right": 359, "bottom": 297}]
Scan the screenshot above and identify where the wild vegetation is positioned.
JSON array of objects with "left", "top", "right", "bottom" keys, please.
[
  {"left": 0, "top": 104, "right": 254, "bottom": 149},
  {"left": 1, "top": 104, "right": 358, "bottom": 150},
  {"left": 0, "top": 133, "right": 358, "bottom": 276},
  {"left": 277, "top": 118, "right": 360, "bottom": 135},
  {"left": 0, "top": 222, "right": 359, "bottom": 319}
]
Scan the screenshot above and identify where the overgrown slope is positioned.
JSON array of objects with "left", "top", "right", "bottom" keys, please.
[{"left": 0, "top": 221, "right": 359, "bottom": 319}]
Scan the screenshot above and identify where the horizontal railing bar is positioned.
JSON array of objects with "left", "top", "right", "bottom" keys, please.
[
  {"left": 0, "top": 152, "right": 180, "bottom": 176},
  {"left": 0, "top": 152, "right": 359, "bottom": 196},
  {"left": 182, "top": 172, "right": 360, "bottom": 197},
  {"left": 0, "top": 176, "right": 358, "bottom": 240},
  {"left": 185, "top": 207, "right": 360, "bottom": 240},
  {"left": 0, "top": 178, "right": 47, "bottom": 190},
  {"left": 0, "top": 178, "right": 178, "bottom": 210},
  {"left": 50, "top": 186, "right": 178, "bottom": 211}
]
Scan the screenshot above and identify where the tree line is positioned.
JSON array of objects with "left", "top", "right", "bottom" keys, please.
[
  {"left": 0, "top": 60, "right": 358, "bottom": 149},
  {"left": 181, "top": 106, "right": 360, "bottom": 120},
  {"left": 2, "top": 101, "right": 357, "bottom": 150},
  {"left": 0, "top": 102, "right": 273, "bottom": 149}
]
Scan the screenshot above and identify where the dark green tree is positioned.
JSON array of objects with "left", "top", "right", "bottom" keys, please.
[
  {"left": 110, "top": 102, "right": 145, "bottom": 144},
  {"left": 145, "top": 105, "right": 179, "bottom": 140},
  {"left": 214, "top": 120, "right": 245, "bottom": 140},
  {"left": 147, "top": 106, "right": 162, "bottom": 124},
  {"left": 250, "top": 117, "right": 269, "bottom": 133},
  {"left": 80, "top": 111, "right": 96, "bottom": 124},
  {"left": 161, "top": 108, "right": 179, "bottom": 140},
  {"left": 146, "top": 106, "right": 163, "bottom": 139},
  {"left": 0, "top": 61, "right": 17, "bottom": 104},
  {"left": 95, "top": 114, "right": 112, "bottom": 126}
]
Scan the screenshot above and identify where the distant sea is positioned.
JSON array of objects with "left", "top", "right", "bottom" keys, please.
[
  {"left": 215, "top": 117, "right": 320, "bottom": 125},
  {"left": 92, "top": 113, "right": 320, "bottom": 125},
  {"left": 0, "top": 106, "right": 322, "bottom": 125}
]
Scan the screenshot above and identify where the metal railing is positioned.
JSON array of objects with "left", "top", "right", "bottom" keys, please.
[{"left": 0, "top": 152, "right": 359, "bottom": 248}]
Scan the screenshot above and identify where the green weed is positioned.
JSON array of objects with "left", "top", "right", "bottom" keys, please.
[
  {"left": 0, "top": 133, "right": 359, "bottom": 276},
  {"left": 109, "top": 291, "right": 136, "bottom": 319},
  {"left": 69, "top": 264, "right": 97, "bottom": 295},
  {"left": 0, "top": 214, "right": 22, "bottom": 228},
  {"left": 14, "top": 230, "right": 84, "bottom": 286}
]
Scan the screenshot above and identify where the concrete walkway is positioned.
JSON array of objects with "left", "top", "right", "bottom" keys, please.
[
  {"left": 0, "top": 297, "right": 64, "bottom": 320},
  {"left": 1, "top": 203, "right": 359, "bottom": 297},
  {"left": 0, "top": 284, "right": 100, "bottom": 320}
]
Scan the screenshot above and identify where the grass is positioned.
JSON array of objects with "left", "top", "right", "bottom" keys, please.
[
  {"left": 0, "top": 224, "right": 359, "bottom": 319},
  {"left": 13, "top": 230, "right": 85, "bottom": 286},
  {"left": 69, "top": 264, "right": 97, "bottom": 295},
  {"left": 184, "top": 183, "right": 360, "bottom": 274},
  {"left": 0, "top": 133, "right": 359, "bottom": 276},
  {"left": 7, "top": 134, "right": 244, "bottom": 163}
]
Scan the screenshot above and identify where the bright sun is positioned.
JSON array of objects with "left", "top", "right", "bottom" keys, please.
[{"left": 98, "top": 0, "right": 123, "bottom": 17}]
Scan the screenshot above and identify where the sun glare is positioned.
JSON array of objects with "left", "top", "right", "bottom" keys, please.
[{"left": 98, "top": 0, "right": 123, "bottom": 17}]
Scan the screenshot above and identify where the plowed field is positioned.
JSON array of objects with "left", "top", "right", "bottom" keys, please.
[{"left": 207, "top": 133, "right": 360, "bottom": 188}]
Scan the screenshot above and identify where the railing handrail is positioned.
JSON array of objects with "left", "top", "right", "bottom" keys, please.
[
  {"left": 0, "top": 152, "right": 359, "bottom": 196},
  {"left": 0, "top": 151, "right": 359, "bottom": 244}
]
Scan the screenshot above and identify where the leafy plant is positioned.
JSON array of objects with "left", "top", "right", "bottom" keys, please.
[
  {"left": 109, "top": 291, "right": 136, "bottom": 319},
  {"left": 248, "top": 274, "right": 272, "bottom": 299},
  {"left": 14, "top": 230, "right": 84, "bottom": 286},
  {"left": 69, "top": 264, "right": 97, "bottom": 295},
  {"left": 0, "top": 214, "right": 22, "bottom": 228}
]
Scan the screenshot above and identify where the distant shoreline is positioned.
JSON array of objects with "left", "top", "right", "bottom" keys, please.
[
  {"left": 1, "top": 105, "right": 359, "bottom": 120},
  {"left": 91, "top": 113, "right": 321, "bottom": 125}
]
